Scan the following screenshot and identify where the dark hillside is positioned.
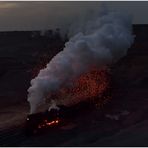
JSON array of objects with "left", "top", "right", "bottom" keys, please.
[
  {"left": 0, "top": 24, "right": 148, "bottom": 146},
  {"left": 0, "top": 29, "right": 65, "bottom": 107}
]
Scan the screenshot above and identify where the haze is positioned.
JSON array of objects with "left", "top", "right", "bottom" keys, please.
[{"left": 0, "top": 1, "right": 148, "bottom": 31}]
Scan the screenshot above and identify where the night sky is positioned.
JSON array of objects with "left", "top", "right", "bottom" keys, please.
[{"left": 0, "top": 1, "right": 148, "bottom": 31}]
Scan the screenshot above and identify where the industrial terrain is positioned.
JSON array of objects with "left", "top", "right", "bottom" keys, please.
[{"left": 0, "top": 25, "right": 148, "bottom": 146}]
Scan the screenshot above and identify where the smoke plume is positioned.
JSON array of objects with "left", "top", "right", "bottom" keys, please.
[{"left": 27, "top": 9, "right": 134, "bottom": 114}]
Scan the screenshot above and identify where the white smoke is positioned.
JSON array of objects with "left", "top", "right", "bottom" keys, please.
[
  {"left": 48, "top": 100, "right": 60, "bottom": 112},
  {"left": 27, "top": 9, "right": 134, "bottom": 114}
]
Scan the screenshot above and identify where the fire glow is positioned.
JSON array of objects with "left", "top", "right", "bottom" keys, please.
[
  {"left": 56, "top": 67, "right": 110, "bottom": 106},
  {"left": 38, "top": 119, "right": 60, "bottom": 129}
]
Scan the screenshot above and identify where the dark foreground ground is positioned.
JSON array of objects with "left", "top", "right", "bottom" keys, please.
[{"left": 0, "top": 25, "right": 148, "bottom": 146}]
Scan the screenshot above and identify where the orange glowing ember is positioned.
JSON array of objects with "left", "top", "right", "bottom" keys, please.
[
  {"left": 56, "top": 67, "right": 110, "bottom": 106},
  {"left": 38, "top": 119, "right": 60, "bottom": 129}
]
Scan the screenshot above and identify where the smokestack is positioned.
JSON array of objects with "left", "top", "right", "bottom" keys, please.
[{"left": 27, "top": 8, "right": 134, "bottom": 114}]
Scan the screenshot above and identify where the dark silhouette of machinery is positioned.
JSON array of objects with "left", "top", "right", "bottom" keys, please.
[{"left": 25, "top": 102, "right": 92, "bottom": 135}]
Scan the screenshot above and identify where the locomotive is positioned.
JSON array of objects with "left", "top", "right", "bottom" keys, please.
[{"left": 25, "top": 102, "right": 93, "bottom": 135}]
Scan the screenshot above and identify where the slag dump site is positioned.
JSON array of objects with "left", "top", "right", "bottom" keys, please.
[{"left": 0, "top": 9, "right": 148, "bottom": 146}]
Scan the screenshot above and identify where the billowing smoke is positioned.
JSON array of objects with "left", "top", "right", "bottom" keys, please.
[{"left": 27, "top": 9, "right": 134, "bottom": 114}]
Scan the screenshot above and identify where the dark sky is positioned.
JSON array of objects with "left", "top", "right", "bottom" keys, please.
[{"left": 0, "top": 1, "right": 148, "bottom": 31}]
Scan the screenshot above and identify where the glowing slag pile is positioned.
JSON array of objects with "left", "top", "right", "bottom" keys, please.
[
  {"left": 27, "top": 9, "right": 134, "bottom": 114},
  {"left": 56, "top": 67, "right": 110, "bottom": 106}
]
